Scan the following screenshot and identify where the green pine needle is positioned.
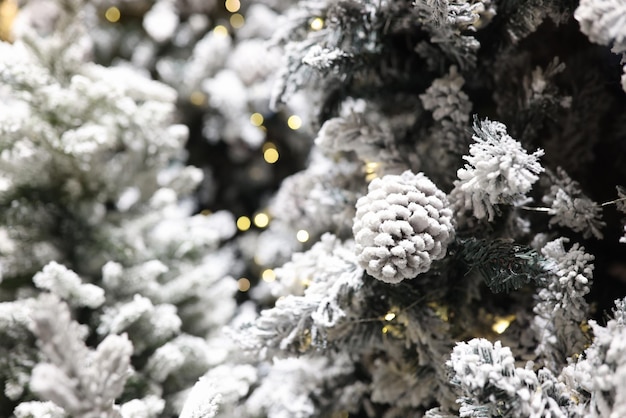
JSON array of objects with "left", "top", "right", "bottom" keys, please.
[{"left": 458, "top": 238, "right": 548, "bottom": 293}]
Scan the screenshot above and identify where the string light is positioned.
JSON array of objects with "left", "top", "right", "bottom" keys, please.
[
  {"left": 262, "top": 269, "right": 276, "bottom": 282},
  {"left": 364, "top": 161, "right": 381, "bottom": 181},
  {"left": 237, "top": 278, "right": 251, "bottom": 292},
  {"left": 230, "top": 13, "right": 245, "bottom": 28},
  {"left": 296, "top": 229, "right": 309, "bottom": 243},
  {"left": 190, "top": 91, "right": 206, "bottom": 106},
  {"left": 213, "top": 25, "right": 229, "bottom": 37},
  {"left": 310, "top": 17, "right": 324, "bottom": 31},
  {"left": 492, "top": 314, "right": 516, "bottom": 334},
  {"left": 250, "top": 113, "right": 264, "bottom": 127},
  {"left": 105, "top": 6, "right": 121, "bottom": 23},
  {"left": 263, "top": 148, "right": 279, "bottom": 164},
  {"left": 287, "top": 115, "right": 302, "bottom": 130},
  {"left": 0, "top": 0, "right": 18, "bottom": 42},
  {"left": 253, "top": 212, "right": 270, "bottom": 228},
  {"left": 384, "top": 311, "right": 396, "bottom": 321},
  {"left": 381, "top": 323, "right": 404, "bottom": 338},
  {"left": 225, "top": 0, "right": 240, "bottom": 12},
  {"left": 262, "top": 142, "right": 279, "bottom": 164},
  {"left": 236, "top": 216, "right": 251, "bottom": 231}
]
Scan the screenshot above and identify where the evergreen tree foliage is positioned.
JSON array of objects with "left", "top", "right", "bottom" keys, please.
[
  {"left": 458, "top": 238, "right": 547, "bottom": 293},
  {"left": 1, "top": 0, "right": 626, "bottom": 417}
]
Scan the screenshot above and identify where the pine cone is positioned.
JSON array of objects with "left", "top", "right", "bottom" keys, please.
[{"left": 353, "top": 171, "right": 454, "bottom": 283}]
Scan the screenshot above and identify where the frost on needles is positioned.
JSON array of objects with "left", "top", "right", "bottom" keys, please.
[
  {"left": 450, "top": 117, "right": 545, "bottom": 222},
  {"left": 0, "top": 0, "right": 239, "bottom": 415},
  {"left": 3, "top": 0, "right": 626, "bottom": 417},
  {"left": 206, "top": 0, "right": 626, "bottom": 415}
]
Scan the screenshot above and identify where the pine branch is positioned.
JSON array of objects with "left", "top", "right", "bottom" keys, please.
[{"left": 458, "top": 238, "right": 548, "bottom": 293}]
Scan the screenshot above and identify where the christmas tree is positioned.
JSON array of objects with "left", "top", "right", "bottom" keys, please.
[{"left": 2, "top": 0, "right": 626, "bottom": 417}]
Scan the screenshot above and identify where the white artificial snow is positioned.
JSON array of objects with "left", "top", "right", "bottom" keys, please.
[{"left": 143, "top": 0, "right": 180, "bottom": 43}]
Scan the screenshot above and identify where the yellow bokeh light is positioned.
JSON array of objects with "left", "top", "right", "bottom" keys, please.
[
  {"left": 262, "top": 141, "right": 276, "bottom": 152},
  {"left": 262, "top": 269, "right": 276, "bottom": 282},
  {"left": 236, "top": 216, "right": 251, "bottom": 231},
  {"left": 0, "top": 0, "right": 18, "bottom": 42},
  {"left": 213, "top": 25, "right": 229, "bottom": 36},
  {"left": 230, "top": 13, "right": 245, "bottom": 28},
  {"left": 264, "top": 148, "right": 279, "bottom": 164},
  {"left": 364, "top": 161, "right": 380, "bottom": 181},
  {"left": 296, "top": 229, "right": 310, "bottom": 243},
  {"left": 237, "top": 278, "right": 251, "bottom": 292},
  {"left": 365, "top": 161, "right": 380, "bottom": 173},
  {"left": 384, "top": 312, "right": 396, "bottom": 321},
  {"left": 253, "top": 212, "right": 270, "bottom": 228},
  {"left": 310, "top": 17, "right": 324, "bottom": 31},
  {"left": 492, "top": 314, "right": 516, "bottom": 334},
  {"left": 225, "top": 0, "right": 240, "bottom": 12},
  {"left": 250, "top": 113, "right": 264, "bottom": 127},
  {"left": 287, "top": 115, "right": 302, "bottom": 130},
  {"left": 105, "top": 6, "right": 121, "bottom": 23},
  {"left": 190, "top": 91, "right": 206, "bottom": 106},
  {"left": 382, "top": 326, "right": 389, "bottom": 334}
]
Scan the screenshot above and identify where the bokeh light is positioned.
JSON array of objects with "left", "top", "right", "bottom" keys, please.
[
  {"left": 236, "top": 216, "right": 251, "bottom": 231},
  {"left": 287, "top": 115, "right": 302, "bottom": 130},
  {"left": 253, "top": 212, "right": 270, "bottom": 228},
  {"left": 237, "top": 278, "right": 251, "bottom": 292},
  {"left": 105, "top": 6, "right": 121, "bottom": 23}
]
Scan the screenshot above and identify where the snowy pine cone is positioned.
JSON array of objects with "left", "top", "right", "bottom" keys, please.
[{"left": 353, "top": 171, "right": 454, "bottom": 283}]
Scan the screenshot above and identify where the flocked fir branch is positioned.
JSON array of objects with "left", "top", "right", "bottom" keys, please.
[
  {"left": 0, "top": 0, "right": 241, "bottom": 415},
  {"left": 562, "top": 298, "right": 626, "bottom": 418},
  {"left": 178, "top": 377, "right": 221, "bottom": 418},
  {"left": 29, "top": 294, "right": 133, "bottom": 418},
  {"left": 458, "top": 238, "right": 548, "bottom": 293},
  {"left": 3, "top": 0, "right": 626, "bottom": 417},
  {"left": 575, "top": 0, "right": 626, "bottom": 92},
  {"left": 447, "top": 338, "right": 575, "bottom": 418},
  {"left": 13, "top": 401, "right": 67, "bottom": 418},
  {"left": 543, "top": 167, "right": 606, "bottom": 239},
  {"left": 419, "top": 65, "right": 473, "bottom": 155},
  {"left": 450, "top": 117, "right": 545, "bottom": 221},
  {"left": 193, "top": 0, "right": 626, "bottom": 415},
  {"left": 532, "top": 237, "right": 594, "bottom": 371}
]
